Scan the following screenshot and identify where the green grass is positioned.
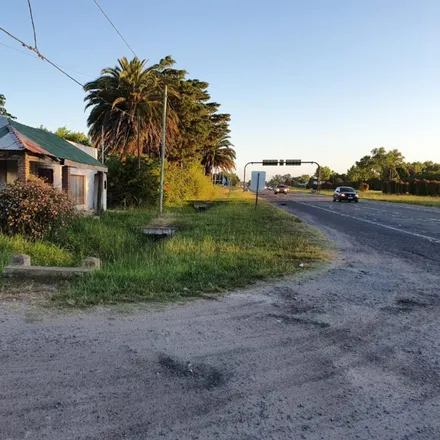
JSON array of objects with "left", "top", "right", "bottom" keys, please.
[
  {"left": 316, "top": 189, "right": 440, "bottom": 207},
  {"left": 0, "top": 192, "right": 328, "bottom": 307},
  {"left": 53, "top": 198, "right": 327, "bottom": 307},
  {"left": 0, "top": 234, "right": 74, "bottom": 270}
]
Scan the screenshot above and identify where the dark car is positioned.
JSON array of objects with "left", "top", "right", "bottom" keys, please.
[
  {"left": 274, "top": 184, "right": 288, "bottom": 195},
  {"left": 333, "top": 186, "right": 359, "bottom": 203}
]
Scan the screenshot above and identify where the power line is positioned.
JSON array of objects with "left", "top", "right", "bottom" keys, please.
[
  {"left": 0, "top": 27, "right": 136, "bottom": 120},
  {"left": 0, "top": 26, "right": 83, "bottom": 87},
  {"left": 0, "top": 40, "right": 36, "bottom": 57},
  {"left": 0, "top": 41, "right": 95, "bottom": 78},
  {"left": 27, "top": 0, "right": 38, "bottom": 50},
  {"left": 92, "top": 0, "right": 137, "bottom": 58}
]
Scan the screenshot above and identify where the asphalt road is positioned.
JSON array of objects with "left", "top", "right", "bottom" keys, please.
[
  {"left": 1, "top": 194, "right": 440, "bottom": 440},
  {"left": 263, "top": 192, "right": 440, "bottom": 271}
]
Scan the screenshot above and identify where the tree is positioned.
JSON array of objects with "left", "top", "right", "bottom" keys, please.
[
  {"left": 201, "top": 136, "right": 235, "bottom": 176},
  {"left": 316, "top": 166, "right": 333, "bottom": 181},
  {"left": 84, "top": 56, "right": 178, "bottom": 157},
  {"left": 55, "top": 126, "right": 91, "bottom": 146},
  {"left": 0, "top": 94, "right": 16, "bottom": 119}
]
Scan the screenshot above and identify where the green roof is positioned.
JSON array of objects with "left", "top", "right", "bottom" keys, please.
[{"left": 10, "top": 120, "right": 104, "bottom": 168}]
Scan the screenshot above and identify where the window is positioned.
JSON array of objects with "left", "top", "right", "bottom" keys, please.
[
  {"left": 70, "top": 175, "right": 85, "bottom": 205},
  {"left": 37, "top": 167, "right": 54, "bottom": 184}
]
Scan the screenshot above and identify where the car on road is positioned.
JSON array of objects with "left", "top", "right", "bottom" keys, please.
[
  {"left": 274, "top": 184, "right": 288, "bottom": 195},
  {"left": 333, "top": 186, "right": 359, "bottom": 203}
]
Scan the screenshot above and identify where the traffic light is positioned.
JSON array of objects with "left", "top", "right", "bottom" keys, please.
[
  {"left": 285, "top": 159, "right": 302, "bottom": 166},
  {"left": 279, "top": 159, "right": 284, "bottom": 166},
  {"left": 262, "top": 160, "right": 279, "bottom": 166}
]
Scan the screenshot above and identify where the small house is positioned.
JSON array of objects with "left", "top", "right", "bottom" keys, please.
[{"left": 0, "top": 117, "right": 107, "bottom": 212}]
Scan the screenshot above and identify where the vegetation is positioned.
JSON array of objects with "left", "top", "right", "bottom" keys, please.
[
  {"left": 106, "top": 155, "right": 160, "bottom": 207},
  {"left": 83, "top": 56, "right": 235, "bottom": 190},
  {"left": 52, "top": 197, "right": 327, "bottom": 307},
  {"left": 0, "top": 179, "right": 74, "bottom": 240},
  {"left": 0, "top": 93, "right": 15, "bottom": 119},
  {"left": 268, "top": 174, "right": 310, "bottom": 187},
  {"left": 54, "top": 126, "right": 91, "bottom": 146}
]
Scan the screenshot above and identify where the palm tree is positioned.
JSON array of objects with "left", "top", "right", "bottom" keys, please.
[
  {"left": 201, "top": 136, "right": 236, "bottom": 176},
  {"left": 84, "top": 57, "right": 178, "bottom": 157}
]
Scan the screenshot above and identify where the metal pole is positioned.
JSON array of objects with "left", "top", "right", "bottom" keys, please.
[
  {"left": 101, "top": 125, "right": 104, "bottom": 164},
  {"left": 243, "top": 161, "right": 260, "bottom": 190},
  {"left": 137, "top": 115, "right": 141, "bottom": 170},
  {"left": 255, "top": 173, "right": 260, "bottom": 209},
  {"left": 159, "top": 84, "right": 168, "bottom": 214},
  {"left": 317, "top": 165, "right": 321, "bottom": 194}
]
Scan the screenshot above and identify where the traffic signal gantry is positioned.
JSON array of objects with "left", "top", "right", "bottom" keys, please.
[{"left": 243, "top": 160, "right": 322, "bottom": 193}]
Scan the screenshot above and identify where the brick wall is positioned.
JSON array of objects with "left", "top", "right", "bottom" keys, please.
[{"left": 17, "top": 153, "right": 30, "bottom": 181}]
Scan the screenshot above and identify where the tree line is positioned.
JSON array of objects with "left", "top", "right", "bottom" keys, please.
[{"left": 313, "top": 147, "right": 440, "bottom": 191}]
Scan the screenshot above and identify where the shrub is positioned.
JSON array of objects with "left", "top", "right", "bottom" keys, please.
[
  {"left": 106, "top": 155, "right": 160, "bottom": 208},
  {"left": 358, "top": 183, "right": 369, "bottom": 191},
  {"left": 0, "top": 178, "right": 74, "bottom": 240},
  {"left": 165, "top": 163, "right": 222, "bottom": 204}
]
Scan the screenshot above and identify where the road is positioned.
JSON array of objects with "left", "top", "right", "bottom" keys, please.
[
  {"left": 263, "top": 192, "right": 440, "bottom": 271},
  {"left": 1, "top": 193, "right": 440, "bottom": 440}
]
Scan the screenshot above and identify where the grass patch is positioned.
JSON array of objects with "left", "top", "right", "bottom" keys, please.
[
  {"left": 54, "top": 197, "right": 327, "bottom": 307},
  {"left": 0, "top": 234, "right": 74, "bottom": 269}
]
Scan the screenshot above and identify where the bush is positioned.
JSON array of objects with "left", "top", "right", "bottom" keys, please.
[
  {"left": 0, "top": 178, "right": 74, "bottom": 240},
  {"left": 358, "top": 183, "right": 370, "bottom": 191},
  {"left": 165, "top": 163, "right": 222, "bottom": 204},
  {"left": 106, "top": 155, "right": 160, "bottom": 208}
]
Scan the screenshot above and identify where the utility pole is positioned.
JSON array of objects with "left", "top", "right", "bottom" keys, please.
[
  {"left": 137, "top": 115, "right": 141, "bottom": 170},
  {"left": 159, "top": 85, "right": 168, "bottom": 214},
  {"left": 101, "top": 125, "right": 104, "bottom": 164}
]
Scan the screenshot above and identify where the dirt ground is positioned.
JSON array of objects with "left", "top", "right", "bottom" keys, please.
[{"left": 1, "top": 199, "right": 440, "bottom": 439}]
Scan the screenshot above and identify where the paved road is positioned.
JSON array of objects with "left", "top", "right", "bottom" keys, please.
[
  {"left": 1, "top": 194, "right": 440, "bottom": 440},
  {"left": 263, "top": 192, "right": 440, "bottom": 271}
]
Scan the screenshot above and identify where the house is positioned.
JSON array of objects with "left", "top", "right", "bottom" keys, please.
[{"left": 0, "top": 117, "right": 107, "bottom": 212}]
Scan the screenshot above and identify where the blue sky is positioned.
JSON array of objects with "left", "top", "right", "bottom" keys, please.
[{"left": 1, "top": 0, "right": 440, "bottom": 178}]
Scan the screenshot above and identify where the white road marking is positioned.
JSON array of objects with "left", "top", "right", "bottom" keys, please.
[{"left": 294, "top": 201, "right": 440, "bottom": 245}]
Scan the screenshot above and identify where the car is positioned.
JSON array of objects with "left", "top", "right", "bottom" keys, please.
[
  {"left": 333, "top": 186, "right": 359, "bottom": 203},
  {"left": 274, "top": 184, "right": 288, "bottom": 195}
]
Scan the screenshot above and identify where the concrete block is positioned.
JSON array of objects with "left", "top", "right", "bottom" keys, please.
[
  {"left": 11, "top": 254, "right": 31, "bottom": 266},
  {"left": 3, "top": 266, "right": 93, "bottom": 279},
  {"left": 83, "top": 257, "right": 101, "bottom": 269}
]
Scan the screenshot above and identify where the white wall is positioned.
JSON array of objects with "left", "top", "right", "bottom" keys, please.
[
  {"left": 67, "top": 141, "right": 107, "bottom": 211},
  {"left": 30, "top": 161, "right": 62, "bottom": 189},
  {"left": 69, "top": 167, "right": 95, "bottom": 210},
  {"left": 67, "top": 141, "right": 98, "bottom": 160}
]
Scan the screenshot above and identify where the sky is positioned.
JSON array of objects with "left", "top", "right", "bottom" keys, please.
[{"left": 1, "top": 0, "right": 440, "bottom": 179}]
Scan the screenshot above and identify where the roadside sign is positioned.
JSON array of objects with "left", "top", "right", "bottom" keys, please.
[
  {"left": 285, "top": 160, "right": 301, "bottom": 166},
  {"left": 250, "top": 171, "right": 266, "bottom": 192}
]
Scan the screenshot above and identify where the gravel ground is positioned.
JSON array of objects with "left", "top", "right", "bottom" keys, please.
[{"left": 1, "top": 194, "right": 440, "bottom": 440}]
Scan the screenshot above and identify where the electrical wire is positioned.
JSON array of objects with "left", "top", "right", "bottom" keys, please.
[
  {"left": 0, "top": 26, "right": 83, "bottom": 87},
  {"left": 92, "top": 0, "right": 137, "bottom": 57},
  {"left": 0, "top": 41, "right": 94, "bottom": 78},
  {"left": 0, "top": 40, "right": 36, "bottom": 57},
  {"left": 27, "top": 0, "right": 38, "bottom": 50},
  {"left": 0, "top": 27, "right": 136, "bottom": 119}
]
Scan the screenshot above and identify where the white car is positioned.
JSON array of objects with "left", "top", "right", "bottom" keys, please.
[{"left": 274, "top": 184, "right": 288, "bottom": 195}]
